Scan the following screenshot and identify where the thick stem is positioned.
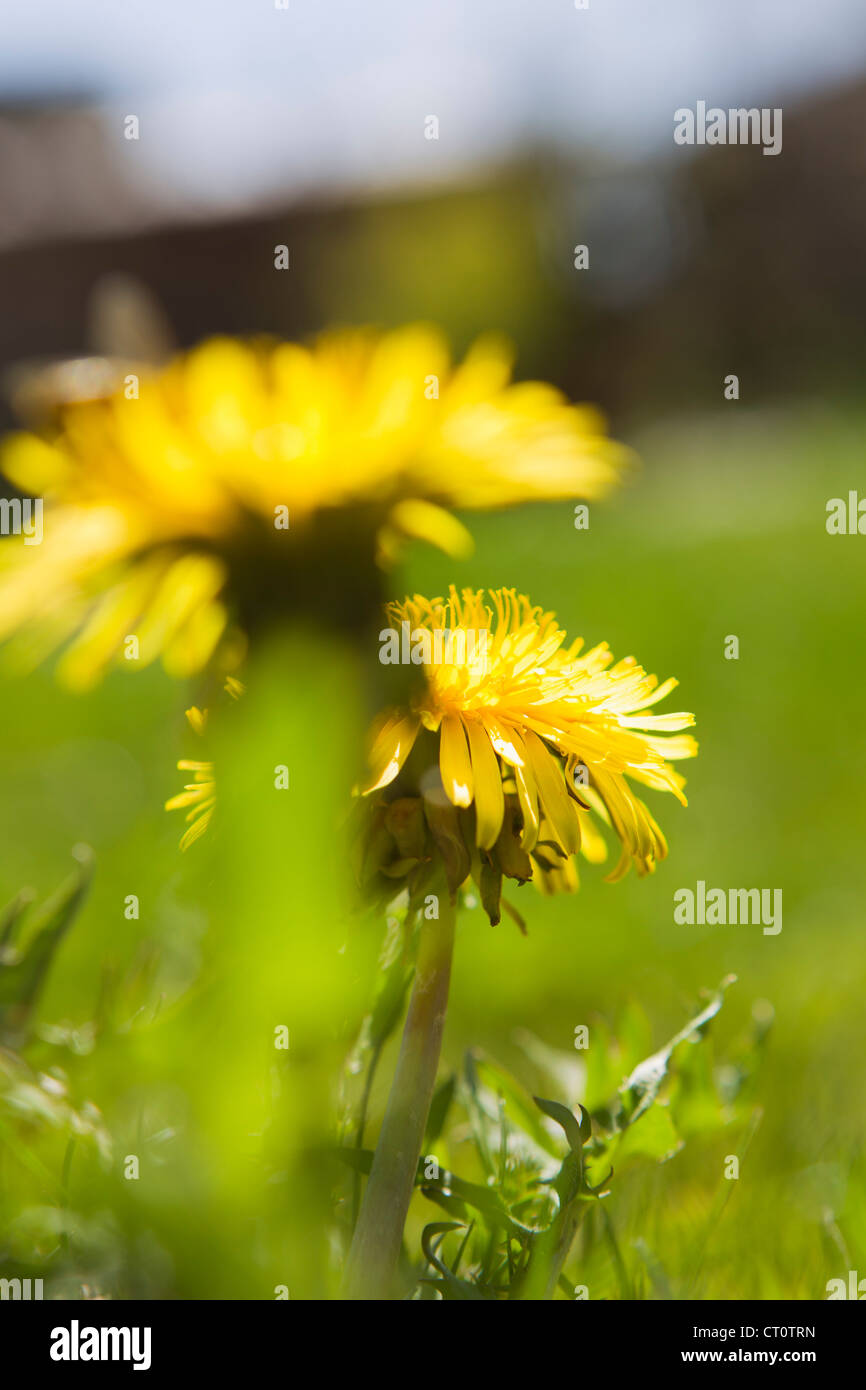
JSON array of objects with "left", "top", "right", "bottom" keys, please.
[{"left": 343, "top": 894, "right": 456, "bottom": 1299}]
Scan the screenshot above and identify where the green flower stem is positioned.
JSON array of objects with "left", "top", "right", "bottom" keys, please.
[{"left": 344, "top": 892, "right": 456, "bottom": 1300}]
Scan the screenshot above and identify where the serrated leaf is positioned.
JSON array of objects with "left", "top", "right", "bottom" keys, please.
[{"left": 419, "top": 1222, "right": 492, "bottom": 1299}]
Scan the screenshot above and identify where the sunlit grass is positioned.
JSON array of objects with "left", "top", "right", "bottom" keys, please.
[{"left": 1, "top": 404, "right": 862, "bottom": 1298}]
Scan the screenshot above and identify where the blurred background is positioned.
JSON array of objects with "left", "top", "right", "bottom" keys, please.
[{"left": 1, "top": 0, "right": 865, "bottom": 1300}]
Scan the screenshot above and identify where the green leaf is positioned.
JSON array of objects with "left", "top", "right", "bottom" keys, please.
[
  {"left": 424, "top": 1074, "right": 456, "bottom": 1149},
  {"left": 0, "top": 891, "right": 33, "bottom": 951},
  {"left": 368, "top": 951, "right": 412, "bottom": 1049},
  {"left": 533, "top": 1096, "right": 591, "bottom": 1154},
  {"left": 613, "top": 1101, "right": 683, "bottom": 1164},
  {"left": 421, "top": 1168, "right": 537, "bottom": 1237},
  {"left": 583, "top": 1016, "right": 625, "bottom": 1113},
  {"left": 0, "top": 847, "right": 93, "bottom": 1046},
  {"left": 618, "top": 975, "right": 736, "bottom": 1125},
  {"left": 419, "top": 1222, "right": 492, "bottom": 1300}
]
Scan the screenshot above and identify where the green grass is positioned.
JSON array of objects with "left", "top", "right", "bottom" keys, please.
[{"left": 1, "top": 401, "right": 863, "bottom": 1299}]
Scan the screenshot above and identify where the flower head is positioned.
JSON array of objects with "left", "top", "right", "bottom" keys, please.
[
  {"left": 165, "top": 742, "right": 215, "bottom": 851},
  {"left": 165, "top": 676, "right": 243, "bottom": 849},
  {"left": 359, "top": 587, "right": 696, "bottom": 921},
  {"left": 0, "top": 327, "right": 629, "bottom": 686}
]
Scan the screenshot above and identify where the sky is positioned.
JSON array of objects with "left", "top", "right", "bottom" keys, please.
[{"left": 2, "top": 0, "right": 866, "bottom": 206}]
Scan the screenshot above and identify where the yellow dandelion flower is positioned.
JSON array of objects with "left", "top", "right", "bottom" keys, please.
[
  {"left": 0, "top": 326, "right": 629, "bottom": 686},
  {"left": 359, "top": 587, "right": 696, "bottom": 921}
]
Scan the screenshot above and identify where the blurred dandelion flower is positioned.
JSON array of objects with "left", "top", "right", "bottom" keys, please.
[
  {"left": 359, "top": 586, "right": 696, "bottom": 922},
  {"left": 165, "top": 751, "right": 215, "bottom": 851},
  {"left": 165, "top": 677, "right": 243, "bottom": 849},
  {"left": 0, "top": 326, "right": 629, "bottom": 686},
  {"left": 165, "top": 708, "right": 215, "bottom": 852}
]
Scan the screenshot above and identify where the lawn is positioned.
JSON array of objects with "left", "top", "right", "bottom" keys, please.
[{"left": 1, "top": 400, "right": 863, "bottom": 1299}]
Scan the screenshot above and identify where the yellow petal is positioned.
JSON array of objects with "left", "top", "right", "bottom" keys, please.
[
  {"left": 521, "top": 728, "right": 580, "bottom": 856},
  {"left": 162, "top": 598, "right": 229, "bottom": 678},
  {"left": 135, "top": 553, "right": 227, "bottom": 667},
  {"left": 185, "top": 707, "right": 208, "bottom": 735},
  {"left": 1, "top": 432, "right": 70, "bottom": 494},
  {"left": 439, "top": 714, "right": 474, "bottom": 807},
  {"left": 483, "top": 715, "right": 525, "bottom": 767},
  {"left": 365, "top": 713, "right": 421, "bottom": 792},
  {"left": 465, "top": 719, "right": 504, "bottom": 849},
  {"left": 577, "top": 810, "right": 608, "bottom": 864},
  {"left": 505, "top": 728, "right": 539, "bottom": 852},
  {"left": 55, "top": 553, "right": 171, "bottom": 690},
  {"left": 618, "top": 711, "right": 695, "bottom": 732},
  {"left": 179, "top": 805, "right": 214, "bottom": 851},
  {"left": 388, "top": 498, "right": 474, "bottom": 560}
]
